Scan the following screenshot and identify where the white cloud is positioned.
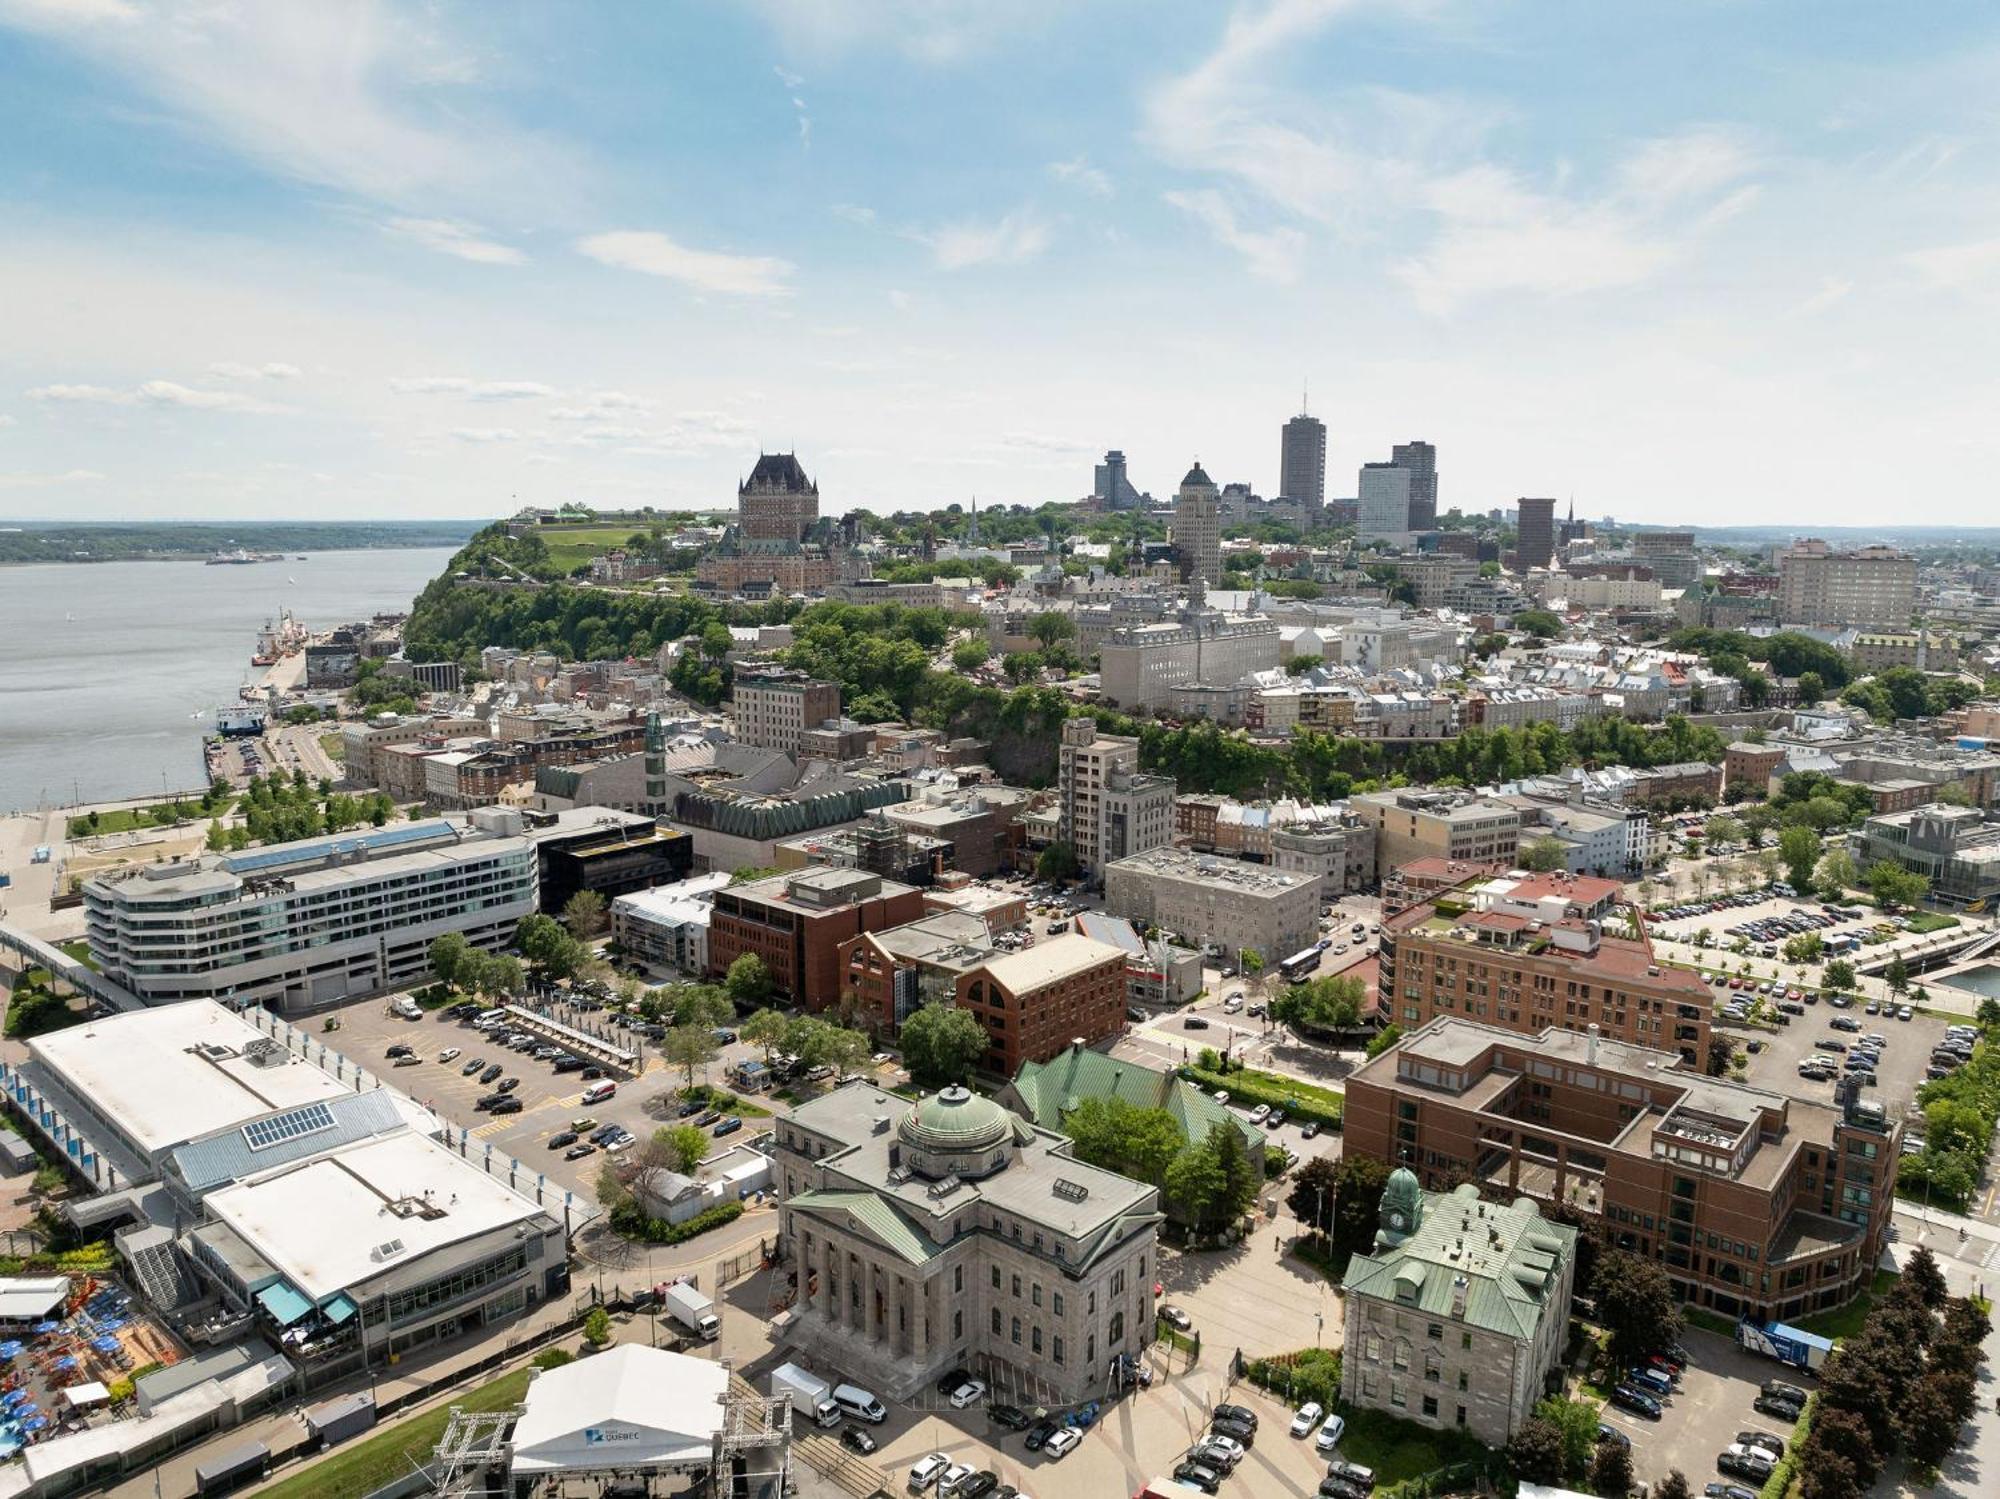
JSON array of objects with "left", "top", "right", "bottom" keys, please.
[
  {"left": 575, "top": 230, "right": 796, "bottom": 297},
  {"left": 1903, "top": 237, "right": 2000, "bottom": 295},
  {"left": 1798, "top": 275, "right": 1855, "bottom": 315},
  {"left": 549, "top": 391, "right": 650, "bottom": 422},
  {"left": 1164, "top": 189, "right": 1305, "bottom": 283},
  {"left": 832, "top": 203, "right": 878, "bottom": 226},
  {"left": 996, "top": 431, "right": 1089, "bottom": 454},
  {"left": 382, "top": 217, "right": 526, "bottom": 266},
  {"left": 0, "top": 1, "right": 576, "bottom": 215},
  {"left": 745, "top": 0, "right": 1055, "bottom": 64},
  {"left": 208, "top": 361, "right": 301, "bottom": 382},
  {"left": 26, "top": 379, "right": 288, "bottom": 413},
  {"left": 449, "top": 427, "right": 520, "bottom": 443},
  {"left": 0, "top": 414, "right": 15, "bottom": 428},
  {"left": 915, "top": 210, "right": 1051, "bottom": 270},
  {"left": 1048, "top": 156, "right": 1114, "bottom": 197},
  {"left": 388, "top": 377, "right": 558, "bottom": 400},
  {"left": 0, "top": 468, "right": 104, "bottom": 488},
  {"left": 773, "top": 65, "right": 805, "bottom": 89}
]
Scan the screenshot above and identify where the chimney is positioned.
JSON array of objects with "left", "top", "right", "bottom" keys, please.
[{"left": 1587, "top": 1023, "right": 1599, "bottom": 1064}]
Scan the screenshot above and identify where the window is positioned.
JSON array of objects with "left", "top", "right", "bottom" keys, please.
[
  {"left": 1457, "top": 1371, "right": 1468, "bottom": 1391},
  {"left": 954, "top": 1265, "right": 963, "bottom": 1293},
  {"left": 1053, "top": 1292, "right": 1064, "bottom": 1317},
  {"left": 1032, "top": 1327, "right": 1042, "bottom": 1355},
  {"left": 1032, "top": 1285, "right": 1042, "bottom": 1308},
  {"left": 1460, "top": 1332, "right": 1472, "bottom": 1351},
  {"left": 991, "top": 1265, "right": 1001, "bottom": 1289},
  {"left": 991, "top": 1308, "right": 1002, "bottom": 1334},
  {"left": 1427, "top": 1323, "right": 1442, "bottom": 1341},
  {"left": 1088, "top": 1291, "right": 1096, "bottom": 1315},
  {"left": 1011, "top": 1317, "right": 1021, "bottom": 1345},
  {"left": 1390, "top": 1380, "right": 1406, "bottom": 1409},
  {"left": 1053, "top": 1335, "right": 1064, "bottom": 1366},
  {"left": 1422, "top": 1395, "right": 1438, "bottom": 1417},
  {"left": 1109, "top": 1311, "right": 1125, "bottom": 1346}
]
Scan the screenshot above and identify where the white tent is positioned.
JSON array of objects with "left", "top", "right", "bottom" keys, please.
[{"left": 510, "top": 1345, "right": 729, "bottom": 1476}]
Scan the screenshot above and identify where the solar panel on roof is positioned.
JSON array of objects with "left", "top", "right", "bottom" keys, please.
[
  {"left": 242, "top": 1102, "right": 337, "bottom": 1151},
  {"left": 222, "top": 820, "right": 457, "bottom": 875}
]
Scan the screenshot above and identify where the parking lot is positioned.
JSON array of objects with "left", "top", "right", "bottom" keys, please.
[
  {"left": 323, "top": 992, "right": 763, "bottom": 1197},
  {"left": 1722, "top": 982, "right": 1949, "bottom": 1118},
  {"left": 1596, "top": 1326, "right": 1809, "bottom": 1492}
]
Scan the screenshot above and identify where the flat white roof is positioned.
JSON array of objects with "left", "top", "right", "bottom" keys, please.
[
  {"left": 979, "top": 934, "right": 1125, "bottom": 991},
  {"left": 203, "top": 1132, "right": 543, "bottom": 1301},
  {"left": 31, "top": 1003, "right": 351, "bottom": 1158}
]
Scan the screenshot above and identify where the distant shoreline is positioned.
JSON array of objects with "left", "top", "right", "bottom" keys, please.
[
  {"left": 0, "top": 524, "right": 478, "bottom": 567},
  {"left": 0, "top": 544, "right": 459, "bottom": 567}
]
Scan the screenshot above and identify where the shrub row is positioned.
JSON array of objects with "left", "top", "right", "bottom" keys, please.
[
  {"left": 1186, "top": 1065, "right": 1343, "bottom": 1130},
  {"left": 610, "top": 1199, "right": 745, "bottom": 1246}
]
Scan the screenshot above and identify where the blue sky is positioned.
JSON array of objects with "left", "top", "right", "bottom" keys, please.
[{"left": 1, "top": 1, "right": 1997, "bottom": 526}]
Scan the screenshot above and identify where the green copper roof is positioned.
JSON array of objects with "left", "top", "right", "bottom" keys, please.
[
  {"left": 899, "top": 1086, "right": 1015, "bottom": 1153},
  {"left": 1343, "top": 1183, "right": 1577, "bottom": 1342},
  {"left": 788, "top": 1190, "right": 939, "bottom": 1265},
  {"left": 1008, "top": 1047, "right": 1260, "bottom": 1153}
]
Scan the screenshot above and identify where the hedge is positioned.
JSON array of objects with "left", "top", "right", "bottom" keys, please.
[
  {"left": 1247, "top": 1347, "right": 1342, "bottom": 1408},
  {"left": 1756, "top": 1393, "right": 1817, "bottom": 1499},
  {"left": 1186, "top": 1064, "right": 1343, "bottom": 1130},
  {"left": 610, "top": 1199, "right": 745, "bottom": 1246}
]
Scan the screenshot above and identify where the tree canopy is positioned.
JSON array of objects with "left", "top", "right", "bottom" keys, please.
[{"left": 899, "top": 1003, "right": 988, "bottom": 1089}]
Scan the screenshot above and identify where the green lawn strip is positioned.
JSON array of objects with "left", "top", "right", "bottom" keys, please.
[
  {"left": 1904, "top": 913, "right": 1960, "bottom": 934},
  {"left": 58, "top": 941, "right": 99, "bottom": 971},
  {"left": 1792, "top": 1268, "right": 1898, "bottom": 1340},
  {"left": 258, "top": 1367, "right": 533, "bottom": 1499},
  {"left": 1682, "top": 1305, "right": 1735, "bottom": 1337},
  {"left": 1340, "top": 1408, "right": 1487, "bottom": 1487},
  {"left": 678, "top": 1083, "right": 773, "bottom": 1119},
  {"left": 1185, "top": 1064, "right": 1343, "bottom": 1128},
  {"left": 318, "top": 732, "right": 346, "bottom": 761}
]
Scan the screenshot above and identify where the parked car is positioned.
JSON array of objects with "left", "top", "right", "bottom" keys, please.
[
  {"left": 1314, "top": 1414, "right": 1346, "bottom": 1452},
  {"left": 1706, "top": 1485, "right": 1759, "bottom": 1499},
  {"left": 547, "top": 1131, "right": 578, "bottom": 1149},
  {"left": 1212, "top": 1403, "right": 1259, "bottom": 1432},
  {"left": 1023, "top": 1421, "right": 1059, "bottom": 1452},
  {"left": 908, "top": 1453, "right": 951, "bottom": 1491},
  {"left": 385, "top": 1044, "right": 414, "bottom": 1059},
  {"left": 1193, "top": 1436, "right": 1243, "bottom": 1470},
  {"left": 1611, "top": 1385, "right": 1663, "bottom": 1419},
  {"left": 1736, "top": 1431, "right": 1785, "bottom": 1459},
  {"left": 1326, "top": 1459, "right": 1376, "bottom": 1488},
  {"left": 1171, "top": 1461, "right": 1222, "bottom": 1495},
  {"left": 947, "top": 1379, "right": 987, "bottom": 1410},
  {"left": 1042, "top": 1427, "right": 1081, "bottom": 1460},
  {"left": 439, "top": 1047, "right": 461, "bottom": 1063},
  {"left": 987, "top": 1404, "right": 1032, "bottom": 1431},
  {"left": 841, "top": 1427, "right": 879, "bottom": 1455},
  {"left": 564, "top": 1143, "right": 597, "bottom": 1160},
  {"left": 461, "top": 1057, "right": 485, "bottom": 1075},
  {"left": 1160, "top": 1305, "right": 1193, "bottom": 1331},
  {"left": 713, "top": 1115, "right": 743, "bottom": 1138},
  {"left": 1290, "top": 1402, "right": 1324, "bottom": 1437},
  {"left": 480, "top": 1063, "right": 504, "bottom": 1084}
]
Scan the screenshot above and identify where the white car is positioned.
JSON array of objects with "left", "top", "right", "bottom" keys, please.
[
  {"left": 1316, "top": 1414, "right": 1347, "bottom": 1452},
  {"left": 438, "top": 1047, "right": 460, "bottom": 1063},
  {"left": 947, "top": 1378, "right": 987, "bottom": 1409},
  {"left": 935, "top": 1462, "right": 975, "bottom": 1495},
  {"left": 1043, "top": 1426, "right": 1082, "bottom": 1459},
  {"left": 1290, "top": 1401, "right": 1323, "bottom": 1436},
  {"left": 907, "top": 1453, "right": 950, "bottom": 1491},
  {"left": 1248, "top": 1104, "right": 1271, "bottom": 1123},
  {"left": 1200, "top": 1433, "right": 1246, "bottom": 1467}
]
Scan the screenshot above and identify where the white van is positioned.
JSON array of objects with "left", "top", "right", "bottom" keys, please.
[
  {"left": 832, "top": 1382, "right": 886, "bottom": 1424},
  {"left": 391, "top": 997, "right": 423, "bottom": 1021},
  {"left": 581, "top": 1080, "right": 618, "bottom": 1106}
]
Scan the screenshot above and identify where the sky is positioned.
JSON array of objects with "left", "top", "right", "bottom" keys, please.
[{"left": 1, "top": 1, "right": 1998, "bottom": 527}]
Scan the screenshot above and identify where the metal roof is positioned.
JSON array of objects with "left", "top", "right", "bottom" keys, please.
[
  {"left": 787, "top": 1189, "right": 939, "bottom": 1265},
  {"left": 168, "top": 1090, "right": 404, "bottom": 1195}
]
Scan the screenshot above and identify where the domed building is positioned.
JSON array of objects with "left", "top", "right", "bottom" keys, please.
[{"left": 775, "top": 1079, "right": 1163, "bottom": 1403}]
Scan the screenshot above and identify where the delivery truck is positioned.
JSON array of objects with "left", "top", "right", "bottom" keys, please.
[
  {"left": 770, "top": 1361, "right": 840, "bottom": 1428},
  {"left": 661, "top": 1278, "right": 720, "bottom": 1341},
  {"left": 1737, "top": 1318, "right": 1833, "bottom": 1372}
]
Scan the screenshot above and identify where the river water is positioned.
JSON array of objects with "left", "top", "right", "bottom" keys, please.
[{"left": 0, "top": 548, "right": 456, "bottom": 809}]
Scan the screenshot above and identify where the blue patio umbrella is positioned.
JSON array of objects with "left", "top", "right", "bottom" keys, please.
[
  {"left": 53, "top": 1356, "right": 76, "bottom": 1370},
  {"left": 91, "top": 1337, "right": 118, "bottom": 1353},
  {"left": 22, "top": 1418, "right": 45, "bottom": 1432},
  {"left": 31, "top": 1322, "right": 57, "bottom": 1335},
  {"left": 0, "top": 1342, "right": 20, "bottom": 1358}
]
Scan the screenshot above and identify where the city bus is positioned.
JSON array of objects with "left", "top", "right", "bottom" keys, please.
[{"left": 1280, "top": 947, "right": 1323, "bottom": 984}]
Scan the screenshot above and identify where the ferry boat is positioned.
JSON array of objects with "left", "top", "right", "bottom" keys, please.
[{"left": 207, "top": 548, "right": 284, "bottom": 565}]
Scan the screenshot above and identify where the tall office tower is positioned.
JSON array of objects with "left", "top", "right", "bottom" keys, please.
[
  {"left": 1632, "top": 530, "right": 1699, "bottom": 589},
  {"left": 1173, "top": 461, "right": 1222, "bottom": 585},
  {"left": 1093, "top": 449, "right": 1142, "bottom": 509},
  {"left": 1777, "top": 540, "right": 1918, "bottom": 628},
  {"left": 1357, "top": 462, "right": 1413, "bottom": 543},
  {"left": 738, "top": 452, "right": 819, "bottom": 543},
  {"left": 1392, "top": 440, "right": 1437, "bottom": 530},
  {"left": 1516, "top": 496, "right": 1557, "bottom": 570},
  {"left": 1280, "top": 408, "right": 1327, "bottom": 512}
]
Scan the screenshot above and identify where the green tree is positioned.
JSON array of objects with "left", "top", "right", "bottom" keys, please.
[
  {"left": 728, "top": 865, "right": 780, "bottom": 886},
  {"left": 1904, "top": 1245, "right": 1948, "bottom": 1311},
  {"left": 1817, "top": 848, "right": 1860, "bottom": 897},
  {"left": 899, "top": 1003, "right": 988, "bottom": 1088},
  {"left": 561, "top": 889, "right": 606, "bottom": 941},
  {"left": 1797, "top": 670, "right": 1825, "bottom": 705},
  {"left": 663, "top": 1024, "right": 719, "bottom": 1088},
  {"left": 515, "top": 914, "right": 577, "bottom": 977},
  {"left": 1779, "top": 824, "right": 1822, "bottom": 890},
  {"left": 1867, "top": 860, "right": 1929, "bottom": 911},
  {"left": 1521, "top": 837, "right": 1570, "bottom": 873},
  {"left": 1705, "top": 813, "right": 1745, "bottom": 848},
  {"left": 1063, "top": 1096, "right": 1185, "bottom": 1186},
  {"left": 205, "top": 818, "right": 228, "bottom": 852},
  {"left": 670, "top": 985, "right": 736, "bottom": 1032},
  {"left": 1588, "top": 1437, "right": 1634, "bottom": 1498},
  {"left": 1505, "top": 1415, "right": 1567, "bottom": 1484},
  {"left": 1364, "top": 1024, "right": 1403, "bottom": 1060},
  {"left": 1515, "top": 609, "right": 1563, "bottom": 639},
  {"left": 1885, "top": 953, "right": 1910, "bottom": 997},
  {"left": 1001, "top": 650, "right": 1045, "bottom": 683},
  {"left": 594, "top": 1161, "right": 630, "bottom": 1214},
  {"left": 1035, "top": 841, "right": 1080, "bottom": 885},
  {"left": 1271, "top": 974, "right": 1366, "bottom": 1031},
  {"left": 1783, "top": 932, "right": 1824, "bottom": 965},
  {"left": 429, "top": 931, "right": 471, "bottom": 989},
  {"left": 1165, "top": 1122, "right": 1259, "bottom": 1237},
  {"left": 1327, "top": 1155, "right": 1392, "bottom": 1272},
  {"left": 1654, "top": 1470, "right": 1692, "bottom": 1499},
  {"left": 1592, "top": 1247, "right": 1684, "bottom": 1362},
  {"left": 1284, "top": 1154, "right": 1341, "bottom": 1238},
  {"left": 950, "top": 637, "right": 991, "bottom": 672},
  {"left": 1029, "top": 611, "right": 1075, "bottom": 652},
  {"left": 1532, "top": 1395, "right": 1601, "bottom": 1480},
  {"left": 1822, "top": 958, "right": 1857, "bottom": 994},
  {"left": 741, "top": 1007, "right": 791, "bottom": 1067},
  {"left": 583, "top": 1305, "right": 612, "bottom": 1348},
  {"left": 724, "top": 953, "right": 774, "bottom": 1010},
  {"left": 659, "top": 1123, "right": 711, "bottom": 1173}
]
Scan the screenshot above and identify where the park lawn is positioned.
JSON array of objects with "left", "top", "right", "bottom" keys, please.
[
  {"left": 535, "top": 524, "right": 647, "bottom": 574},
  {"left": 318, "top": 732, "right": 346, "bottom": 761},
  {"left": 1338, "top": 1407, "right": 1487, "bottom": 1485},
  {"left": 1187, "top": 1063, "right": 1344, "bottom": 1128},
  {"left": 1793, "top": 1268, "right": 1900, "bottom": 1340},
  {"left": 58, "top": 941, "right": 98, "bottom": 972},
  {"left": 258, "top": 1367, "right": 533, "bottom": 1499},
  {"left": 1905, "top": 912, "right": 1960, "bottom": 934},
  {"left": 65, "top": 802, "right": 201, "bottom": 837}
]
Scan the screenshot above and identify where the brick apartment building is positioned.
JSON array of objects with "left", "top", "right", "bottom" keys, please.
[
  {"left": 839, "top": 917, "right": 1127, "bottom": 1074},
  {"left": 1381, "top": 857, "right": 1507, "bottom": 917},
  {"left": 1625, "top": 761, "right": 1724, "bottom": 808},
  {"left": 707, "top": 867, "right": 925, "bottom": 1010},
  {"left": 1724, "top": 741, "right": 1787, "bottom": 796},
  {"left": 1344, "top": 1017, "right": 1900, "bottom": 1325},
  {"left": 732, "top": 672, "right": 843, "bottom": 759},
  {"left": 1378, "top": 870, "right": 1711, "bottom": 1065}
]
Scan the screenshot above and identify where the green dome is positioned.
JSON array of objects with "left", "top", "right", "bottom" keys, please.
[{"left": 900, "top": 1086, "right": 1012, "bottom": 1155}]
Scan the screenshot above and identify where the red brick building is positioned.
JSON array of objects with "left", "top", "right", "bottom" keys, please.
[
  {"left": 707, "top": 868, "right": 924, "bottom": 1010},
  {"left": 1344, "top": 1017, "right": 1899, "bottom": 1326}
]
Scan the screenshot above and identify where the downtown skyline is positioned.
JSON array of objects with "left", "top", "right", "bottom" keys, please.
[{"left": 2, "top": 2, "right": 1999, "bottom": 525}]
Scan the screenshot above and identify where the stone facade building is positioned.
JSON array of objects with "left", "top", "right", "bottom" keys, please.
[
  {"left": 733, "top": 672, "right": 842, "bottom": 758},
  {"left": 776, "top": 1082, "right": 1163, "bottom": 1403},
  {"left": 1055, "top": 719, "right": 1175, "bottom": 876},
  {"left": 738, "top": 451, "right": 820, "bottom": 543},
  {"left": 1341, "top": 1172, "right": 1576, "bottom": 1446},
  {"left": 1103, "top": 846, "right": 1320, "bottom": 962},
  {"left": 1172, "top": 463, "right": 1221, "bottom": 586}
]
